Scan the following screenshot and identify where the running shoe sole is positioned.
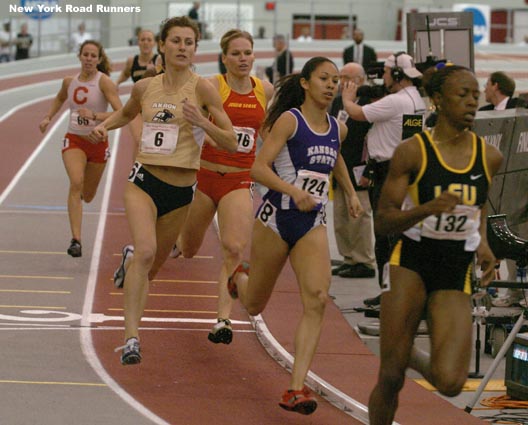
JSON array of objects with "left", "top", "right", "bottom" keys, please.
[
  {"left": 169, "top": 244, "right": 181, "bottom": 258},
  {"left": 208, "top": 326, "right": 233, "bottom": 344},
  {"left": 67, "top": 239, "right": 82, "bottom": 257},
  {"left": 114, "top": 245, "right": 133, "bottom": 289},
  {"left": 121, "top": 351, "right": 142, "bottom": 365}
]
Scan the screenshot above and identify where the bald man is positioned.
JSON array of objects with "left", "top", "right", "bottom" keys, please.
[{"left": 330, "top": 62, "right": 376, "bottom": 279}]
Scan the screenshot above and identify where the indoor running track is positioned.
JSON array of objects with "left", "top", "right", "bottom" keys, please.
[{"left": 0, "top": 56, "right": 488, "bottom": 425}]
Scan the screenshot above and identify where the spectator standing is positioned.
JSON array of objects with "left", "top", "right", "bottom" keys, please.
[
  {"left": 342, "top": 52, "right": 426, "bottom": 306},
  {"left": 15, "top": 23, "right": 32, "bottom": 60},
  {"left": 128, "top": 26, "right": 141, "bottom": 46},
  {"left": 343, "top": 28, "right": 377, "bottom": 70},
  {"left": 188, "top": 2, "right": 203, "bottom": 36},
  {"left": 330, "top": 62, "right": 376, "bottom": 278},
  {"left": 188, "top": 2, "right": 200, "bottom": 20},
  {"left": 479, "top": 71, "right": 527, "bottom": 111},
  {"left": 297, "top": 27, "right": 313, "bottom": 42},
  {"left": 341, "top": 26, "right": 351, "bottom": 40},
  {"left": 265, "top": 34, "right": 294, "bottom": 84},
  {"left": 71, "top": 22, "right": 92, "bottom": 53},
  {"left": 0, "top": 21, "right": 12, "bottom": 62},
  {"left": 256, "top": 26, "right": 266, "bottom": 39}
]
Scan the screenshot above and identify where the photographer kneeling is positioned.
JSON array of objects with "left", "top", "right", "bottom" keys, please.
[{"left": 342, "top": 52, "right": 426, "bottom": 305}]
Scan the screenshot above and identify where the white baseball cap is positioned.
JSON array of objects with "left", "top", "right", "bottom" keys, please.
[{"left": 384, "top": 53, "right": 422, "bottom": 79}]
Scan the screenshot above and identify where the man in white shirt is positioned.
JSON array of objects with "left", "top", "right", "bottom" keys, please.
[
  {"left": 342, "top": 52, "right": 426, "bottom": 306},
  {"left": 70, "top": 22, "right": 92, "bottom": 53},
  {"left": 0, "top": 21, "right": 13, "bottom": 62},
  {"left": 297, "top": 27, "right": 313, "bottom": 42},
  {"left": 479, "top": 71, "right": 526, "bottom": 111}
]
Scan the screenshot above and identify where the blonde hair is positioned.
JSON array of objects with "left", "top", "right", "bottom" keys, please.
[{"left": 220, "top": 29, "right": 254, "bottom": 55}]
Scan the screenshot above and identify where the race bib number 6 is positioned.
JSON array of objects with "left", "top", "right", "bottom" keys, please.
[
  {"left": 141, "top": 122, "right": 179, "bottom": 155},
  {"left": 294, "top": 169, "right": 329, "bottom": 205}
]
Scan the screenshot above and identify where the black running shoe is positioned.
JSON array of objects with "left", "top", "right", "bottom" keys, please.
[
  {"left": 363, "top": 294, "right": 381, "bottom": 307},
  {"left": 116, "top": 337, "right": 141, "bottom": 365},
  {"left": 67, "top": 239, "right": 82, "bottom": 257},
  {"left": 208, "top": 319, "right": 233, "bottom": 344}
]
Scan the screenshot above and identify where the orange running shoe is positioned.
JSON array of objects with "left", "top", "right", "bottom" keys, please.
[{"left": 278, "top": 386, "right": 317, "bottom": 415}]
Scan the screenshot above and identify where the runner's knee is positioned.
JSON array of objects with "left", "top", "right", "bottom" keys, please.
[
  {"left": 133, "top": 247, "right": 156, "bottom": 271},
  {"left": 431, "top": 367, "right": 465, "bottom": 397},
  {"left": 304, "top": 287, "right": 329, "bottom": 317},
  {"left": 377, "top": 368, "right": 406, "bottom": 395},
  {"left": 82, "top": 190, "right": 97, "bottom": 203}
]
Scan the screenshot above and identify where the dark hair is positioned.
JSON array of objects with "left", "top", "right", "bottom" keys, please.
[
  {"left": 263, "top": 56, "right": 337, "bottom": 131},
  {"left": 422, "top": 64, "right": 472, "bottom": 99},
  {"left": 220, "top": 29, "right": 254, "bottom": 55},
  {"left": 489, "top": 71, "right": 515, "bottom": 97},
  {"left": 79, "top": 40, "right": 112, "bottom": 75},
  {"left": 159, "top": 16, "right": 200, "bottom": 45}
]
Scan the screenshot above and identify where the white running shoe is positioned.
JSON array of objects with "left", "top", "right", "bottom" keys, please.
[{"left": 169, "top": 244, "right": 181, "bottom": 258}]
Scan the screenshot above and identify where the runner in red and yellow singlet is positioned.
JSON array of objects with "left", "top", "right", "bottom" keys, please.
[{"left": 172, "top": 29, "right": 274, "bottom": 344}]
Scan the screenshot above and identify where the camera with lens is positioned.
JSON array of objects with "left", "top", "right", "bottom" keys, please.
[
  {"left": 365, "top": 61, "right": 385, "bottom": 80},
  {"left": 357, "top": 84, "right": 386, "bottom": 100}
]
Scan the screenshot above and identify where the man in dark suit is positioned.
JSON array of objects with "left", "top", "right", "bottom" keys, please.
[
  {"left": 343, "top": 28, "right": 377, "bottom": 70},
  {"left": 479, "top": 71, "right": 527, "bottom": 111},
  {"left": 265, "top": 34, "right": 294, "bottom": 84}
]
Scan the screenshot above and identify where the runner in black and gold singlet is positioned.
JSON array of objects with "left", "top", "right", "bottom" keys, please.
[{"left": 367, "top": 65, "right": 503, "bottom": 425}]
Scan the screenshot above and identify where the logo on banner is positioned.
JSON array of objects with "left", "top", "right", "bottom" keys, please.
[
  {"left": 453, "top": 3, "right": 490, "bottom": 45},
  {"left": 466, "top": 7, "right": 487, "bottom": 44},
  {"left": 20, "top": 0, "right": 59, "bottom": 20}
]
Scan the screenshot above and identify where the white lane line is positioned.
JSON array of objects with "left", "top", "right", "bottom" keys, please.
[
  {"left": 79, "top": 129, "right": 170, "bottom": 425},
  {"left": 0, "top": 94, "right": 55, "bottom": 123},
  {"left": 0, "top": 111, "right": 68, "bottom": 207}
]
